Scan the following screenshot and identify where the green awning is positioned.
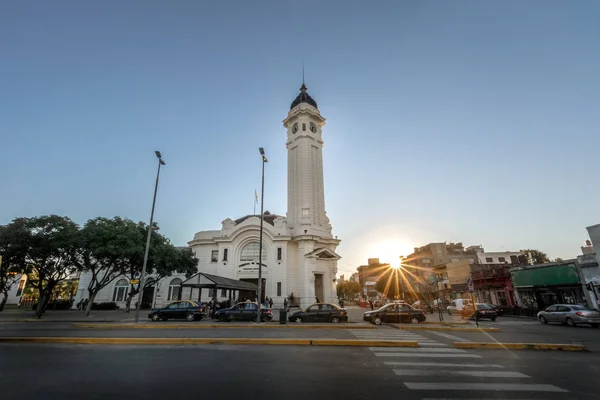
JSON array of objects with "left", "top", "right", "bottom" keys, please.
[{"left": 511, "top": 264, "right": 580, "bottom": 287}]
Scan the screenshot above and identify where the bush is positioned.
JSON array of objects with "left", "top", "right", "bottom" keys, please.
[
  {"left": 31, "top": 300, "right": 73, "bottom": 310},
  {"left": 91, "top": 302, "right": 119, "bottom": 310}
]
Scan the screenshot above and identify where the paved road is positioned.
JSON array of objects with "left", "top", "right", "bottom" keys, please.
[
  {"left": 1, "top": 341, "right": 599, "bottom": 399},
  {"left": 443, "top": 316, "right": 600, "bottom": 351}
]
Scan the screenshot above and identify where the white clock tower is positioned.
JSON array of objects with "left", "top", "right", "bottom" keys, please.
[{"left": 283, "top": 83, "right": 341, "bottom": 307}]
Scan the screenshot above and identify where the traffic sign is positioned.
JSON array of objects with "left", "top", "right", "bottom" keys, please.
[{"left": 130, "top": 279, "right": 140, "bottom": 285}]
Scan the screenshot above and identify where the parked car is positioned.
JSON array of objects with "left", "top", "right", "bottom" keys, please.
[
  {"left": 288, "top": 303, "right": 348, "bottom": 323},
  {"left": 412, "top": 300, "right": 434, "bottom": 314},
  {"left": 214, "top": 302, "right": 273, "bottom": 322},
  {"left": 483, "top": 303, "right": 504, "bottom": 316},
  {"left": 364, "top": 303, "right": 426, "bottom": 325},
  {"left": 148, "top": 300, "right": 205, "bottom": 322},
  {"left": 447, "top": 298, "right": 473, "bottom": 315},
  {"left": 537, "top": 304, "right": 600, "bottom": 328},
  {"left": 462, "top": 303, "right": 498, "bottom": 321}
]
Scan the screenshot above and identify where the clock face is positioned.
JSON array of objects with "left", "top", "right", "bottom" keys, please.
[
  {"left": 310, "top": 123, "right": 317, "bottom": 133},
  {"left": 292, "top": 123, "right": 299, "bottom": 133}
]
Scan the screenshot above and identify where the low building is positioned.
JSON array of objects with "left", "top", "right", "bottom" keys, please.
[
  {"left": 471, "top": 264, "right": 516, "bottom": 306},
  {"left": 510, "top": 260, "right": 588, "bottom": 311}
]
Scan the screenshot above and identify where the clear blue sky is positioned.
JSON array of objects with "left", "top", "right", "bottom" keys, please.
[{"left": 2, "top": 1, "right": 599, "bottom": 276}]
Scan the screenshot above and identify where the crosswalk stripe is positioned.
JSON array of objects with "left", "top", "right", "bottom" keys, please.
[
  {"left": 393, "top": 369, "right": 529, "bottom": 378},
  {"left": 427, "top": 331, "right": 470, "bottom": 342},
  {"left": 403, "top": 382, "right": 567, "bottom": 392},
  {"left": 374, "top": 353, "right": 481, "bottom": 358},
  {"left": 369, "top": 347, "right": 466, "bottom": 353},
  {"left": 384, "top": 361, "right": 504, "bottom": 368}
]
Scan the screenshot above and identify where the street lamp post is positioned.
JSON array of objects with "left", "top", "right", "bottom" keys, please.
[
  {"left": 257, "top": 147, "right": 267, "bottom": 322},
  {"left": 134, "top": 151, "right": 166, "bottom": 324}
]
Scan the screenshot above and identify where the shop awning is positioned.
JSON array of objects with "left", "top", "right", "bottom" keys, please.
[{"left": 180, "top": 272, "right": 258, "bottom": 291}]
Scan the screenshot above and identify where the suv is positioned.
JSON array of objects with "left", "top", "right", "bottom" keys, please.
[{"left": 214, "top": 302, "right": 273, "bottom": 322}]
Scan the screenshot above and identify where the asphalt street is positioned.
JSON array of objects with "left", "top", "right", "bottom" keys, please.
[{"left": 1, "top": 341, "right": 599, "bottom": 400}]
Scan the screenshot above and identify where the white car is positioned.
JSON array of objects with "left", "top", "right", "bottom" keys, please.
[{"left": 447, "top": 299, "right": 473, "bottom": 315}]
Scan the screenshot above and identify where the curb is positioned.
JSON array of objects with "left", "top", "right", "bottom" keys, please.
[
  {"left": 0, "top": 337, "right": 418, "bottom": 347},
  {"left": 71, "top": 323, "right": 376, "bottom": 330},
  {"left": 453, "top": 342, "right": 586, "bottom": 351},
  {"left": 391, "top": 325, "right": 500, "bottom": 332}
]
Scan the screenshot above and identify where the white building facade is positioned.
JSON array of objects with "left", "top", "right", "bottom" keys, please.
[
  {"left": 187, "top": 83, "right": 341, "bottom": 309},
  {"left": 73, "top": 83, "right": 341, "bottom": 310}
]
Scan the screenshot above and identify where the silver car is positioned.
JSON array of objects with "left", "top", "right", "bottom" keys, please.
[{"left": 537, "top": 304, "right": 600, "bottom": 328}]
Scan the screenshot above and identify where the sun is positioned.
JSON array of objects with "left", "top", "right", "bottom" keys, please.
[{"left": 367, "top": 239, "right": 414, "bottom": 269}]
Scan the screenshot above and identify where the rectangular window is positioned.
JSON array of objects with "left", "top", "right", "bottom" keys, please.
[
  {"left": 211, "top": 250, "right": 218, "bottom": 262},
  {"left": 223, "top": 249, "right": 228, "bottom": 261},
  {"left": 277, "top": 247, "right": 282, "bottom": 261},
  {"left": 498, "top": 257, "right": 506, "bottom": 263},
  {"left": 221, "top": 289, "right": 227, "bottom": 297},
  {"left": 485, "top": 257, "right": 493, "bottom": 263},
  {"left": 277, "top": 282, "right": 282, "bottom": 297},
  {"left": 302, "top": 123, "right": 306, "bottom": 131}
]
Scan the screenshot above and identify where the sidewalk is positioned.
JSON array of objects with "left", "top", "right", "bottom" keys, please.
[{"left": 0, "top": 309, "right": 136, "bottom": 323}]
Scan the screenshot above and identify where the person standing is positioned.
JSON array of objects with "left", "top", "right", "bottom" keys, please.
[
  {"left": 269, "top": 298, "right": 273, "bottom": 308},
  {"left": 369, "top": 299, "right": 374, "bottom": 310}
]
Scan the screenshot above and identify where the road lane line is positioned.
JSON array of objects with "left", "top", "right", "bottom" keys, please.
[
  {"left": 374, "top": 353, "right": 481, "bottom": 358},
  {"left": 403, "top": 383, "right": 567, "bottom": 392},
  {"left": 393, "top": 369, "right": 529, "bottom": 378},
  {"left": 369, "top": 347, "right": 466, "bottom": 353},
  {"left": 427, "top": 331, "right": 470, "bottom": 342},
  {"left": 384, "top": 361, "right": 504, "bottom": 368}
]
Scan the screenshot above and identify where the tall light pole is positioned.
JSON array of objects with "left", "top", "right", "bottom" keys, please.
[
  {"left": 134, "top": 151, "right": 166, "bottom": 323},
  {"left": 257, "top": 147, "right": 267, "bottom": 322}
]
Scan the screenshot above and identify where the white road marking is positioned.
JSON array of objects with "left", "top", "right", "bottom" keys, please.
[
  {"left": 393, "top": 369, "right": 529, "bottom": 378},
  {"left": 403, "top": 382, "right": 567, "bottom": 392},
  {"left": 373, "top": 352, "right": 481, "bottom": 358},
  {"left": 384, "top": 361, "right": 504, "bottom": 368},
  {"left": 427, "top": 331, "right": 470, "bottom": 342},
  {"left": 369, "top": 347, "right": 466, "bottom": 353}
]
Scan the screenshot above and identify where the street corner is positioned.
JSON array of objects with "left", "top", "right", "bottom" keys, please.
[{"left": 453, "top": 341, "right": 587, "bottom": 351}]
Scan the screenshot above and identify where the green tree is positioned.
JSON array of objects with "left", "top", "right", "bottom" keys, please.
[
  {"left": 6, "top": 216, "right": 80, "bottom": 318},
  {"left": 553, "top": 257, "right": 564, "bottom": 263},
  {"left": 118, "top": 222, "right": 198, "bottom": 312},
  {"left": 0, "top": 223, "right": 27, "bottom": 311},
  {"left": 520, "top": 249, "right": 551, "bottom": 265},
  {"left": 78, "top": 217, "right": 141, "bottom": 316},
  {"left": 336, "top": 281, "right": 361, "bottom": 300}
]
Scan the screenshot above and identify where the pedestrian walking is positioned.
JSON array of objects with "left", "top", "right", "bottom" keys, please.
[
  {"left": 315, "top": 297, "right": 320, "bottom": 303},
  {"left": 369, "top": 299, "right": 374, "bottom": 310},
  {"left": 269, "top": 298, "right": 273, "bottom": 308},
  {"left": 76, "top": 299, "right": 83, "bottom": 311},
  {"left": 284, "top": 298, "right": 288, "bottom": 310}
]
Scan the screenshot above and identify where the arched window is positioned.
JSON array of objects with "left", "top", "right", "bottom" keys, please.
[
  {"left": 112, "top": 279, "right": 129, "bottom": 302},
  {"left": 168, "top": 278, "right": 182, "bottom": 301},
  {"left": 240, "top": 242, "right": 266, "bottom": 263}
]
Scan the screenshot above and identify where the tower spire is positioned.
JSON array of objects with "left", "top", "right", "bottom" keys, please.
[{"left": 302, "top": 62, "right": 305, "bottom": 86}]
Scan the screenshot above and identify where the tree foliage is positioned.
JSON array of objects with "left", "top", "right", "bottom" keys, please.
[
  {"left": 78, "top": 217, "right": 140, "bottom": 316},
  {"left": 520, "top": 249, "right": 551, "bottom": 265},
  {"left": 117, "top": 221, "right": 198, "bottom": 311},
  {"left": 0, "top": 223, "right": 27, "bottom": 311},
  {"left": 336, "top": 280, "right": 361, "bottom": 300},
  {"left": 3, "top": 216, "right": 81, "bottom": 318}
]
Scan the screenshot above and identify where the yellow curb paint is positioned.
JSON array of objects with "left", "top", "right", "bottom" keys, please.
[
  {"left": 399, "top": 326, "right": 500, "bottom": 332},
  {"left": 71, "top": 323, "right": 376, "bottom": 330},
  {"left": 420, "top": 321, "right": 468, "bottom": 325},
  {"left": 453, "top": 342, "right": 586, "bottom": 351},
  {"left": 0, "top": 337, "right": 418, "bottom": 347}
]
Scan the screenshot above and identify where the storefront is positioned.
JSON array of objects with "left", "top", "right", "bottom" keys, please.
[{"left": 511, "top": 261, "right": 586, "bottom": 311}]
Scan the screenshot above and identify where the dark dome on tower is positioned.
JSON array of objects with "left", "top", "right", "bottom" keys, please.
[{"left": 290, "top": 83, "right": 318, "bottom": 110}]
